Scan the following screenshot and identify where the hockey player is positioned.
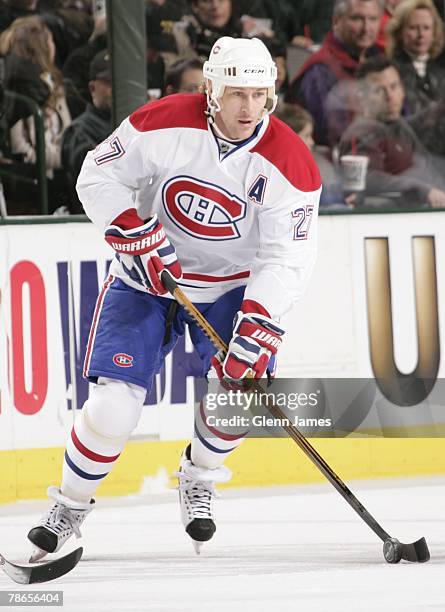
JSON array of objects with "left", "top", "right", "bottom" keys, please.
[{"left": 27, "top": 36, "right": 321, "bottom": 559}]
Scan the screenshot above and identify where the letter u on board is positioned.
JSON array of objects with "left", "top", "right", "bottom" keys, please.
[{"left": 364, "top": 236, "right": 440, "bottom": 407}]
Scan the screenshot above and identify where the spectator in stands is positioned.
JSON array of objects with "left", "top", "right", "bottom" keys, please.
[
  {"left": 0, "top": 15, "right": 72, "bottom": 212},
  {"left": 46, "top": 0, "right": 93, "bottom": 41},
  {"left": 277, "top": 104, "right": 315, "bottom": 150},
  {"left": 276, "top": 103, "right": 350, "bottom": 208},
  {"left": 0, "top": 0, "right": 38, "bottom": 33},
  {"left": 61, "top": 49, "right": 111, "bottom": 212},
  {"left": 286, "top": 0, "right": 335, "bottom": 49},
  {"left": 339, "top": 56, "right": 445, "bottom": 208},
  {"left": 185, "top": 0, "right": 243, "bottom": 59},
  {"left": 62, "top": 5, "right": 106, "bottom": 106},
  {"left": 408, "top": 90, "right": 445, "bottom": 158},
  {"left": 146, "top": 36, "right": 166, "bottom": 97},
  {"left": 433, "top": 0, "right": 444, "bottom": 18},
  {"left": 153, "top": 0, "right": 268, "bottom": 65},
  {"left": 286, "top": 0, "right": 383, "bottom": 146},
  {"left": 386, "top": 0, "right": 445, "bottom": 115},
  {"left": 376, "top": 0, "right": 404, "bottom": 50},
  {"left": 263, "top": 38, "right": 288, "bottom": 102},
  {"left": 38, "top": 0, "right": 93, "bottom": 11},
  {"left": 39, "top": 1, "right": 93, "bottom": 69},
  {"left": 163, "top": 57, "right": 203, "bottom": 95},
  {"left": 237, "top": 0, "right": 285, "bottom": 41},
  {"left": 145, "top": 0, "right": 197, "bottom": 69}
]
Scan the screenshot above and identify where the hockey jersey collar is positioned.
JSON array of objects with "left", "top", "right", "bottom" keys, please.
[{"left": 208, "top": 115, "right": 270, "bottom": 162}]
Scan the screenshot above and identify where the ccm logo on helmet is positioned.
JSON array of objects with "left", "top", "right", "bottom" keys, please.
[
  {"left": 162, "top": 176, "right": 246, "bottom": 241},
  {"left": 113, "top": 353, "right": 134, "bottom": 367},
  {"left": 243, "top": 68, "right": 266, "bottom": 74}
]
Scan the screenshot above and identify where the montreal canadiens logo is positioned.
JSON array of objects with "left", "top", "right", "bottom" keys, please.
[
  {"left": 113, "top": 353, "right": 134, "bottom": 368},
  {"left": 162, "top": 176, "right": 246, "bottom": 241}
]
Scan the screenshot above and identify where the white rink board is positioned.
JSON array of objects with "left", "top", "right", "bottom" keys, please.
[{"left": 1, "top": 211, "right": 445, "bottom": 452}]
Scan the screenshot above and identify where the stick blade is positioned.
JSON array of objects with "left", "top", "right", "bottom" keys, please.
[
  {"left": 401, "top": 537, "right": 430, "bottom": 563},
  {"left": 0, "top": 547, "right": 83, "bottom": 584}
]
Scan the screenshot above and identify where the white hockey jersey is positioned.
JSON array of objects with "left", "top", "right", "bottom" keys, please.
[{"left": 77, "top": 94, "right": 321, "bottom": 319}]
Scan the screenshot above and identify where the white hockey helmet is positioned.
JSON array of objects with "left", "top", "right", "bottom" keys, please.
[{"left": 203, "top": 36, "right": 278, "bottom": 118}]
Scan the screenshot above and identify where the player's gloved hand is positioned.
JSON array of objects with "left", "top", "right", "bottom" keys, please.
[
  {"left": 211, "top": 303, "right": 285, "bottom": 381},
  {"left": 105, "top": 211, "right": 182, "bottom": 295}
]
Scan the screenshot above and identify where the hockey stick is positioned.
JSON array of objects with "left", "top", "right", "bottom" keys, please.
[
  {"left": 0, "top": 547, "right": 83, "bottom": 584},
  {"left": 161, "top": 271, "right": 430, "bottom": 564}
]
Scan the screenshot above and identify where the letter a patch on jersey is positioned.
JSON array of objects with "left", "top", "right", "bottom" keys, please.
[{"left": 247, "top": 174, "right": 268, "bottom": 205}]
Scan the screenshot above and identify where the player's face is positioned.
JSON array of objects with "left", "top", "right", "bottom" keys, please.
[{"left": 216, "top": 87, "right": 268, "bottom": 140}]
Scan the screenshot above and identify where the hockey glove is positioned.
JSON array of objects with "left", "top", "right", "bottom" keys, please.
[
  {"left": 211, "top": 303, "right": 285, "bottom": 381},
  {"left": 105, "top": 211, "right": 182, "bottom": 295}
]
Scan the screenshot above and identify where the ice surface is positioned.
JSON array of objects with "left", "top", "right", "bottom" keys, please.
[{"left": 0, "top": 477, "right": 444, "bottom": 612}]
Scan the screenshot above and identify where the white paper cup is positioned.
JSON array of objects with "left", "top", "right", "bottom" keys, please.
[{"left": 340, "top": 155, "right": 369, "bottom": 192}]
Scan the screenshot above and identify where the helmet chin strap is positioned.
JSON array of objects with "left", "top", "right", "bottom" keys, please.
[
  {"left": 211, "top": 120, "right": 245, "bottom": 142},
  {"left": 204, "top": 109, "right": 215, "bottom": 125},
  {"left": 205, "top": 82, "right": 221, "bottom": 122}
]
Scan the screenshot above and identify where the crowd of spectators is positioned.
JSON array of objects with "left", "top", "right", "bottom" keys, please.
[{"left": 0, "top": 0, "right": 444, "bottom": 214}]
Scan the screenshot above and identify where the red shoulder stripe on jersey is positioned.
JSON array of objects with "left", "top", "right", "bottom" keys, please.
[
  {"left": 250, "top": 116, "right": 321, "bottom": 193},
  {"left": 241, "top": 299, "right": 271, "bottom": 318},
  {"left": 129, "top": 94, "right": 208, "bottom": 132}
]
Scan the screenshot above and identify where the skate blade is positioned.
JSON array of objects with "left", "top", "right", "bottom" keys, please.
[
  {"left": 29, "top": 546, "right": 48, "bottom": 563},
  {"left": 192, "top": 540, "right": 203, "bottom": 555}
]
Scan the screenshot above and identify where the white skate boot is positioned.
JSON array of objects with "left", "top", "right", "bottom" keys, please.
[
  {"left": 177, "top": 446, "right": 231, "bottom": 554},
  {"left": 27, "top": 486, "right": 94, "bottom": 562}
]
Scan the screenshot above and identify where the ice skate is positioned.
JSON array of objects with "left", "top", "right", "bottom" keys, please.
[
  {"left": 177, "top": 446, "right": 231, "bottom": 554},
  {"left": 27, "top": 486, "right": 94, "bottom": 562}
]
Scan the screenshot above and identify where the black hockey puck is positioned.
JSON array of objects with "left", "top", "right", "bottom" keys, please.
[{"left": 383, "top": 538, "right": 403, "bottom": 563}]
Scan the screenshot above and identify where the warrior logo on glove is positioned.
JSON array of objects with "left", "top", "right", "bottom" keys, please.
[
  {"left": 211, "top": 301, "right": 285, "bottom": 381},
  {"left": 105, "top": 209, "right": 182, "bottom": 295}
]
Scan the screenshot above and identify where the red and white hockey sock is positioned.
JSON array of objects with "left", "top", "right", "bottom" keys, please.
[
  {"left": 62, "top": 410, "right": 125, "bottom": 502},
  {"left": 191, "top": 400, "right": 248, "bottom": 469}
]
